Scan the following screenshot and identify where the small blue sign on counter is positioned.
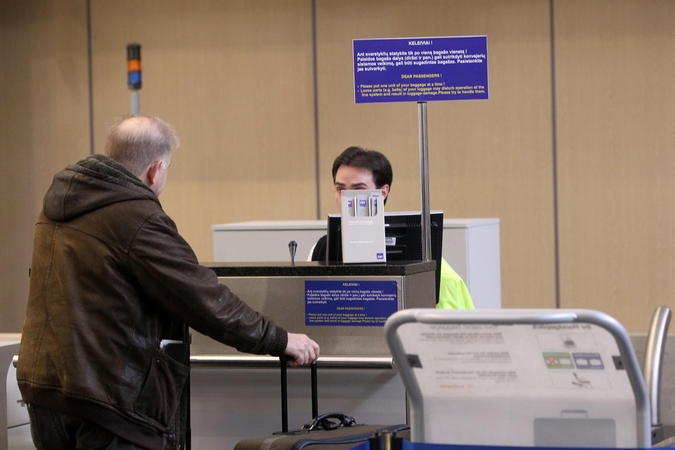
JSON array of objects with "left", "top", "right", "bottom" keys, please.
[
  {"left": 305, "top": 280, "right": 398, "bottom": 326},
  {"left": 353, "top": 36, "right": 488, "bottom": 104}
]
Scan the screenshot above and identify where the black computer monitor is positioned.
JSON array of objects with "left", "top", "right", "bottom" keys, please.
[{"left": 326, "top": 211, "right": 444, "bottom": 303}]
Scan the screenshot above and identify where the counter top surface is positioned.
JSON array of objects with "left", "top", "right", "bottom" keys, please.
[{"left": 205, "top": 261, "right": 436, "bottom": 277}]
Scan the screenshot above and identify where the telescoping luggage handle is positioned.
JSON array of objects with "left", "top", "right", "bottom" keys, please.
[{"left": 279, "top": 355, "right": 319, "bottom": 433}]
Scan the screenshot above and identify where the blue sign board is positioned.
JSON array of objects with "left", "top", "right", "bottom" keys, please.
[
  {"left": 305, "top": 280, "right": 398, "bottom": 326},
  {"left": 353, "top": 36, "right": 488, "bottom": 104}
]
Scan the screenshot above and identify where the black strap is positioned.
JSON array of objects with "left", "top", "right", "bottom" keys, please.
[{"left": 302, "top": 412, "right": 356, "bottom": 431}]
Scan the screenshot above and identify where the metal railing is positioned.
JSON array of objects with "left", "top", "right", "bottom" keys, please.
[
  {"left": 645, "top": 306, "right": 672, "bottom": 444},
  {"left": 189, "top": 355, "right": 394, "bottom": 370},
  {"left": 13, "top": 355, "right": 394, "bottom": 370}
]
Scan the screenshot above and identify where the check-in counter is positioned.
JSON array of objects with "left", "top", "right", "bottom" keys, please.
[
  {"left": 192, "top": 261, "right": 436, "bottom": 357},
  {"left": 189, "top": 261, "right": 435, "bottom": 450}
]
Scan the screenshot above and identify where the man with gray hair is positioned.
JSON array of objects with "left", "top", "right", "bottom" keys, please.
[{"left": 17, "top": 114, "right": 319, "bottom": 450}]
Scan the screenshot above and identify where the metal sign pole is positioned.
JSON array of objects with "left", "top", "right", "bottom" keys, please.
[
  {"left": 127, "top": 43, "right": 142, "bottom": 114},
  {"left": 130, "top": 91, "right": 140, "bottom": 115},
  {"left": 418, "top": 101, "right": 431, "bottom": 263}
]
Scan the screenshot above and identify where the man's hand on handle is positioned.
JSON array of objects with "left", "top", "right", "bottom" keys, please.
[{"left": 285, "top": 333, "right": 320, "bottom": 367}]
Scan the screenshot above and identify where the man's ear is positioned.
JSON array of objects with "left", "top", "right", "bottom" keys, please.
[
  {"left": 146, "top": 160, "right": 163, "bottom": 186},
  {"left": 381, "top": 184, "right": 390, "bottom": 200}
]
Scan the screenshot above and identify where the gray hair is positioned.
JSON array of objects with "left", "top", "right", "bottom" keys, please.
[{"left": 104, "top": 114, "right": 179, "bottom": 177}]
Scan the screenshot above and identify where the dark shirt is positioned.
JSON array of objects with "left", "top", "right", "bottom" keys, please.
[{"left": 311, "top": 234, "right": 328, "bottom": 262}]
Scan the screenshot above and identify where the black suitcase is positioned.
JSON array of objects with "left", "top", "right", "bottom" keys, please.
[{"left": 234, "top": 356, "right": 409, "bottom": 450}]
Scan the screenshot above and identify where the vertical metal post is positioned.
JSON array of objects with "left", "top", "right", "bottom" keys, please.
[
  {"left": 644, "top": 306, "right": 671, "bottom": 443},
  {"left": 130, "top": 91, "right": 140, "bottom": 115},
  {"left": 418, "top": 102, "right": 431, "bottom": 262},
  {"left": 86, "top": 0, "right": 94, "bottom": 155},
  {"left": 183, "top": 327, "right": 191, "bottom": 450}
]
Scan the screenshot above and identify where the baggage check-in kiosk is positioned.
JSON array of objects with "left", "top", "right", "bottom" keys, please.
[
  {"left": 385, "top": 309, "right": 651, "bottom": 448},
  {"left": 188, "top": 261, "right": 436, "bottom": 450}
]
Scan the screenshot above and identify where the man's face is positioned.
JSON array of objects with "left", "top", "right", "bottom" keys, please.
[{"left": 333, "top": 165, "right": 388, "bottom": 210}]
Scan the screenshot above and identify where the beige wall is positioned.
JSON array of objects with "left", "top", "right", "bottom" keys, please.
[
  {"left": 555, "top": 0, "right": 675, "bottom": 330},
  {"left": 0, "top": 0, "right": 90, "bottom": 333},
  {"left": 1, "top": 0, "right": 673, "bottom": 333}
]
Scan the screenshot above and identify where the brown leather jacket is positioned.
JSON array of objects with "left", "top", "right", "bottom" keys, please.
[{"left": 17, "top": 155, "right": 287, "bottom": 450}]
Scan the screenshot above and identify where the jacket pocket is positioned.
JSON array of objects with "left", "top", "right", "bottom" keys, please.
[{"left": 134, "top": 347, "right": 190, "bottom": 428}]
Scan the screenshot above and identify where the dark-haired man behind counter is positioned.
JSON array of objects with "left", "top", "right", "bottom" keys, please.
[
  {"left": 309, "top": 146, "right": 474, "bottom": 310},
  {"left": 17, "top": 114, "right": 320, "bottom": 450}
]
